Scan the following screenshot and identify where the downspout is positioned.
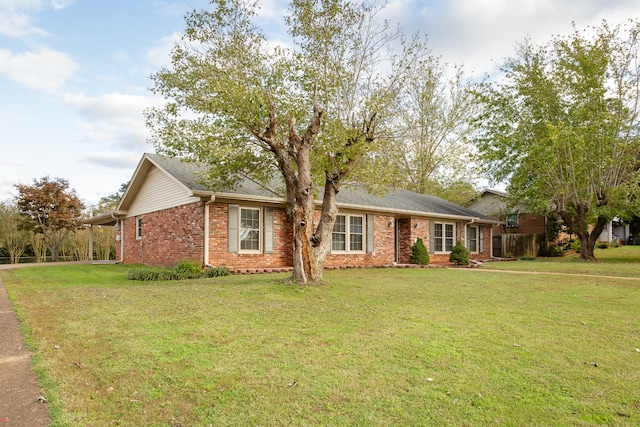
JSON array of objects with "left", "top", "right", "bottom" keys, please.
[{"left": 112, "top": 213, "right": 124, "bottom": 264}]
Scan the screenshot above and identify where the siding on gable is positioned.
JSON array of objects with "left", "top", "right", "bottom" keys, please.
[{"left": 127, "top": 166, "right": 201, "bottom": 217}]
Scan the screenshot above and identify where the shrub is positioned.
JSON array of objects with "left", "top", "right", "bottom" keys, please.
[
  {"left": 539, "top": 244, "right": 564, "bottom": 257},
  {"left": 204, "top": 266, "right": 230, "bottom": 278},
  {"left": 596, "top": 242, "right": 610, "bottom": 249},
  {"left": 449, "top": 240, "right": 469, "bottom": 265},
  {"left": 127, "top": 268, "right": 173, "bottom": 281},
  {"left": 128, "top": 264, "right": 230, "bottom": 281},
  {"left": 177, "top": 259, "right": 203, "bottom": 275},
  {"left": 519, "top": 255, "right": 536, "bottom": 261},
  {"left": 409, "top": 237, "right": 430, "bottom": 265},
  {"left": 571, "top": 239, "right": 582, "bottom": 253}
]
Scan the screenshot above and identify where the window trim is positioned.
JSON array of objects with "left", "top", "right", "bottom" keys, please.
[
  {"left": 135, "top": 216, "right": 143, "bottom": 240},
  {"left": 238, "top": 206, "right": 262, "bottom": 254},
  {"left": 331, "top": 213, "right": 366, "bottom": 254},
  {"left": 505, "top": 213, "right": 519, "bottom": 228},
  {"left": 432, "top": 221, "right": 455, "bottom": 254},
  {"left": 467, "top": 225, "right": 478, "bottom": 254}
]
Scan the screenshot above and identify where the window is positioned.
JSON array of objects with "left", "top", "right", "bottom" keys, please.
[
  {"left": 136, "top": 216, "right": 143, "bottom": 239},
  {"left": 240, "top": 207, "right": 261, "bottom": 252},
  {"left": 434, "top": 223, "right": 443, "bottom": 252},
  {"left": 332, "top": 214, "right": 365, "bottom": 253},
  {"left": 467, "top": 225, "right": 478, "bottom": 253},
  {"left": 228, "top": 205, "right": 273, "bottom": 254},
  {"left": 506, "top": 213, "right": 519, "bottom": 228},
  {"left": 349, "top": 216, "right": 364, "bottom": 251},
  {"left": 433, "top": 222, "right": 455, "bottom": 253},
  {"left": 332, "top": 215, "right": 346, "bottom": 251}
]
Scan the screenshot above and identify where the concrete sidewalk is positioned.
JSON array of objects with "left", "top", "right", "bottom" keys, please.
[{"left": 0, "top": 275, "right": 49, "bottom": 426}]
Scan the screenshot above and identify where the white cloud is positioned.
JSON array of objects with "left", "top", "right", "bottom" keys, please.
[
  {"left": 0, "top": 0, "right": 74, "bottom": 39},
  {"left": 81, "top": 152, "right": 142, "bottom": 169},
  {"left": 0, "top": 48, "right": 77, "bottom": 92},
  {"left": 384, "top": 0, "right": 640, "bottom": 78},
  {"left": 145, "top": 32, "right": 182, "bottom": 68},
  {"left": 51, "top": 0, "right": 74, "bottom": 10},
  {"left": 64, "top": 92, "right": 161, "bottom": 151}
]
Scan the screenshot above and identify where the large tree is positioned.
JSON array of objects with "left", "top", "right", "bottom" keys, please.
[
  {"left": 384, "top": 57, "right": 479, "bottom": 204},
  {"left": 147, "top": 0, "right": 428, "bottom": 283},
  {"left": 474, "top": 21, "right": 640, "bottom": 260},
  {"left": 15, "top": 177, "right": 85, "bottom": 262}
]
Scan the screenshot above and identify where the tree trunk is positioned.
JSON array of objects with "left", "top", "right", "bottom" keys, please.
[
  {"left": 290, "top": 176, "right": 340, "bottom": 284},
  {"left": 561, "top": 207, "right": 608, "bottom": 261}
]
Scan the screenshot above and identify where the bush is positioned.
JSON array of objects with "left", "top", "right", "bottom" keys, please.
[
  {"left": 596, "top": 242, "right": 610, "bottom": 249},
  {"left": 519, "top": 255, "right": 536, "bottom": 261},
  {"left": 127, "top": 268, "right": 173, "bottom": 281},
  {"left": 204, "top": 266, "right": 230, "bottom": 278},
  {"left": 539, "top": 244, "right": 564, "bottom": 257},
  {"left": 128, "top": 263, "right": 229, "bottom": 281},
  {"left": 409, "top": 237, "right": 430, "bottom": 265},
  {"left": 571, "top": 239, "right": 582, "bottom": 253},
  {"left": 177, "top": 259, "right": 203, "bottom": 275},
  {"left": 449, "top": 240, "right": 469, "bottom": 265}
]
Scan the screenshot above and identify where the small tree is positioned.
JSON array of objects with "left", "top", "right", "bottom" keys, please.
[
  {"left": 449, "top": 240, "right": 469, "bottom": 265},
  {"left": 0, "top": 202, "right": 31, "bottom": 264},
  {"left": 409, "top": 237, "right": 430, "bottom": 265},
  {"left": 15, "top": 177, "right": 85, "bottom": 262}
]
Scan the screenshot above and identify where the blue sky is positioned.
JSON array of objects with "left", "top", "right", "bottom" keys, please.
[{"left": 2, "top": 0, "right": 639, "bottom": 207}]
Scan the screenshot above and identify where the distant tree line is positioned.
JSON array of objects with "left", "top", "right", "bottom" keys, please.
[{"left": 0, "top": 177, "right": 117, "bottom": 264}]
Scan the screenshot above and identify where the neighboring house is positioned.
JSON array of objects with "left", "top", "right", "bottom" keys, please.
[
  {"left": 87, "top": 153, "right": 499, "bottom": 272},
  {"left": 466, "top": 189, "right": 547, "bottom": 257},
  {"left": 598, "top": 218, "right": 636, "bottom": 245}
]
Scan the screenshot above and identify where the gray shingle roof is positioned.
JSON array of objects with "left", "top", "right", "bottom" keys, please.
[{"left": 147, "top": 153, "right": 497, "bottom": 223}]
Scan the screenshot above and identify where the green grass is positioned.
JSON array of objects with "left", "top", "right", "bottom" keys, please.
[
  {"left": 2, "top": 253, "right": 640, "bottom": 426},
  {"left": 484, "top": 245, "right": 640, "bottom": 277}
]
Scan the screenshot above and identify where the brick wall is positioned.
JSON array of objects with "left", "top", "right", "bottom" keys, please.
[
  {"left": 324, "top": 215, "right": 396, "bottom": 268},
  {"left": 497, "top": 213, "right": 546, "bottom": 235},
  {"left": 206, "top": 203, "right": 294, "bottom": 270},
  {"left": 118, "top": 201, "right": 494, "bottom": 270},
  {"left": 121, "top": 202, "right": 205, "bottom": 267}
]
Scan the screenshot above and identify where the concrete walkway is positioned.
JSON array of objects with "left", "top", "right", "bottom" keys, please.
[
  {"left": 0, "top": 275, "right": 49, "bottom": 426},
  {"left": 0, "top": 262, "right": 96, "bottom": 426}
]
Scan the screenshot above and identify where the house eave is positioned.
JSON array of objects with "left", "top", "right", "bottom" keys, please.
[{"left": 331, "top": 202, "right": 500, "bottom": 224}]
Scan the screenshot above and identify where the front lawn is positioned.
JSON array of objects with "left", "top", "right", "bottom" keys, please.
[{"left": 2, "top": 259, "right": 639, "bottom": 426}]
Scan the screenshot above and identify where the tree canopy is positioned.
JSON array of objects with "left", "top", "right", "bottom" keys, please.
[
  {"left": 147, "top": 0, "right": 430, "bottom": 283},
  {"left": 474, "top": 20, "right": 640, "bottom": 259},
  {"left": 14, "top": 176, "right": 85, "bottom": 262},
  {"left": 383, "top": 57, "right": 479, "bottom": 204}
]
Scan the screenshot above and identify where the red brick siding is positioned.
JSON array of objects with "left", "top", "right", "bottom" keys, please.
[
  {"left": 397, "top": 217, "right": 430, "bottom": 264},
  {"left": 118, "top": 201, "right": 493, "bottom": 269},
  {"left": 206, "top": 203, "right": 294, "bottom": 270},
  {"left": 324, "top": 215, "right": 395, "bottom": 268},
  {"left": 401, "top": 218, "right": 492, "bottom": 264},
  {"left": 497, "top": 213, "right": 545, "bottom": 235},
  {"left": 121, "top": 202, "right": 205, "bottom": 267}
]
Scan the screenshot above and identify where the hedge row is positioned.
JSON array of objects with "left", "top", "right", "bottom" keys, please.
[{"left": 128, "top": 265, "right": 230, "bottom": 281}]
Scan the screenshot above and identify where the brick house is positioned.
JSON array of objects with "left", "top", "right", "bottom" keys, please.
[
  {"left": 87, "top": 154, "right": 498, "bottom": 271},
  {"left": 466, "top": 189, "right": 549, "bottom": 257}
]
